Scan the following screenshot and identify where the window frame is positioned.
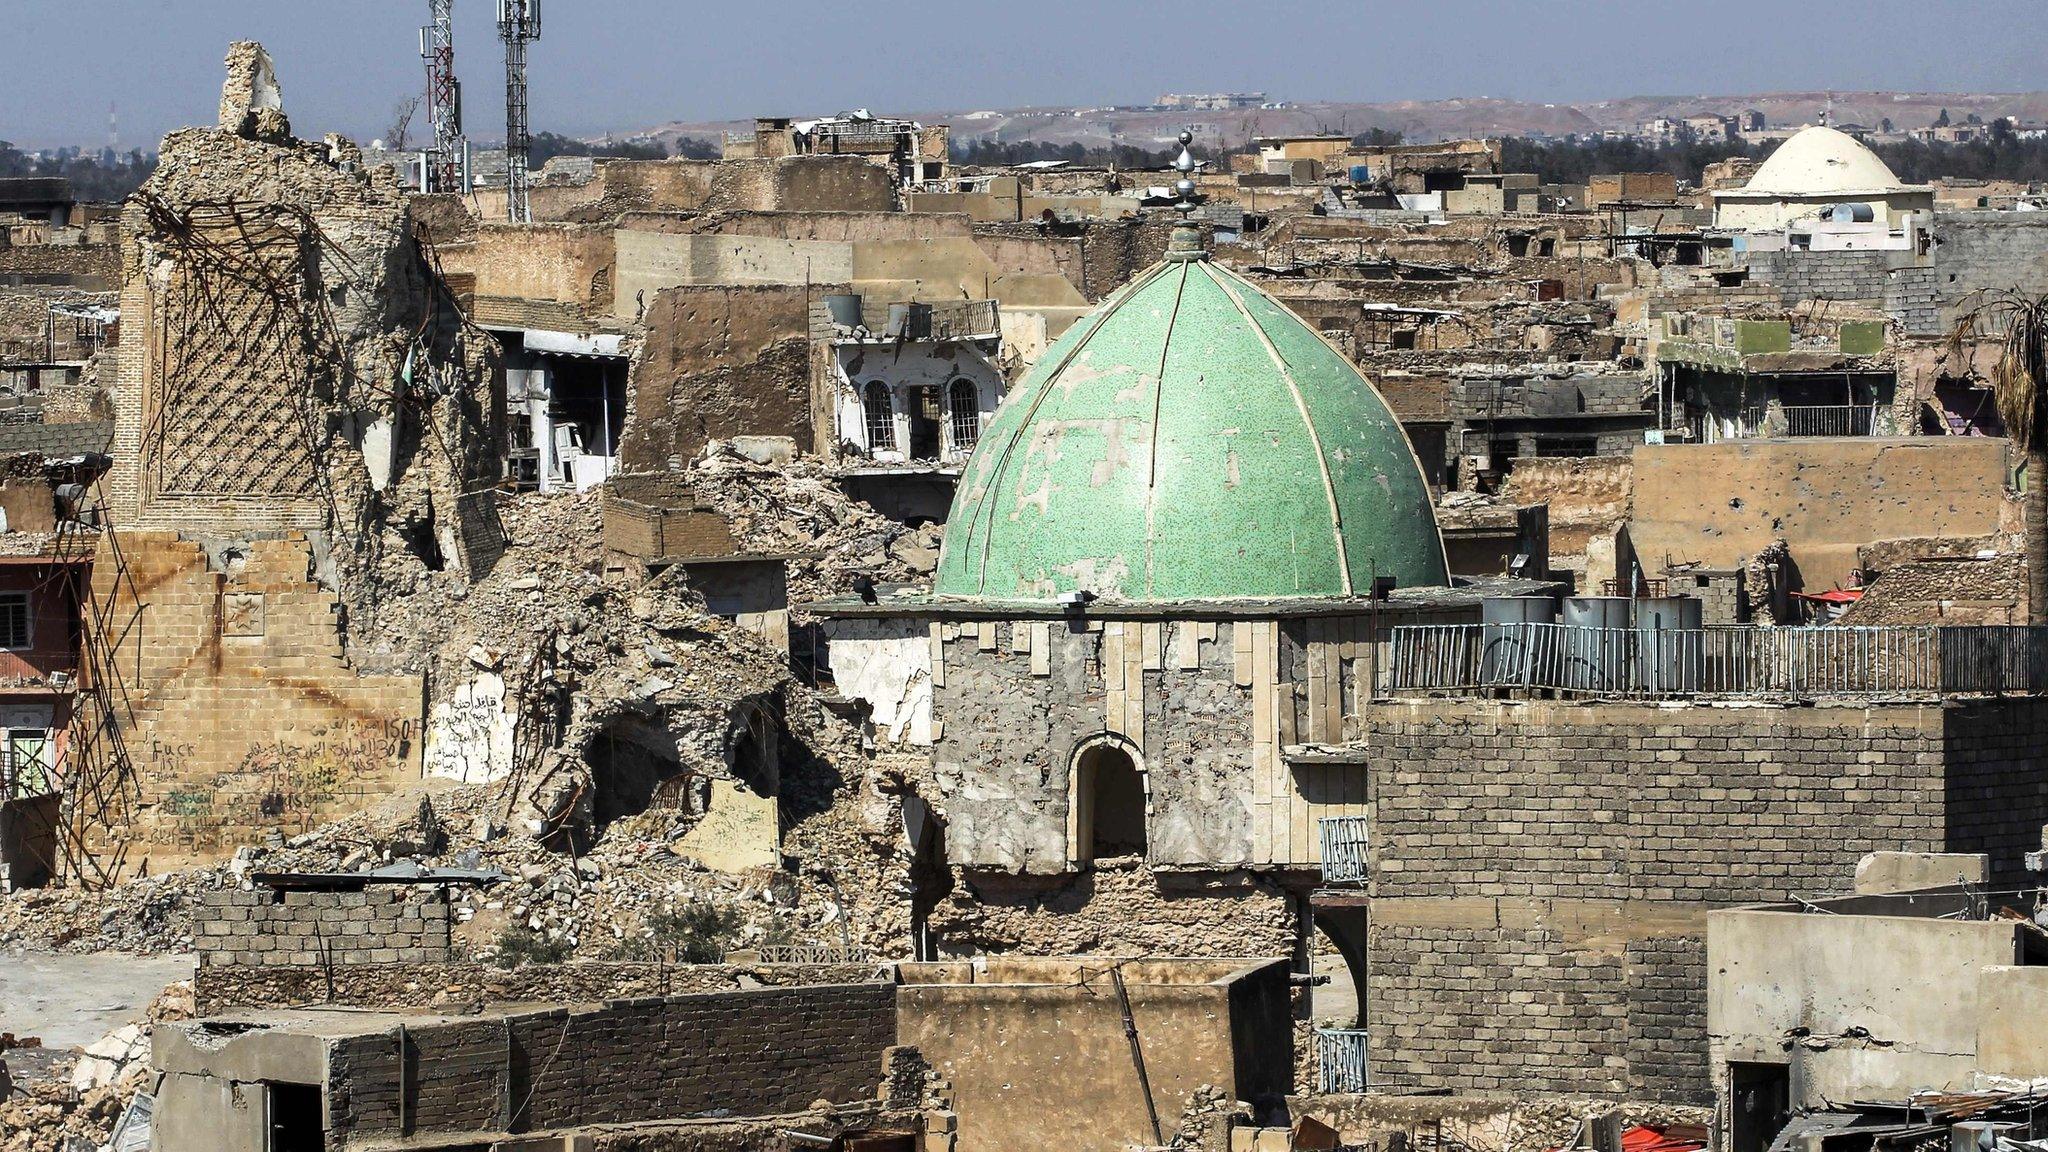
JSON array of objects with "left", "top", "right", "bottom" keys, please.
[
  {"left": 862, "top": 381, "right": 897, "bottom": 453},
  {"left": 0, "top": 591, "right": 32, "bottom": 651},
  {"left": 947, "top": 378, "right": 981, "bottom": 454}
]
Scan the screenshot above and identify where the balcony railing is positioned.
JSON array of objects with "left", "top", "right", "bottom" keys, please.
[
  {"left": 1316, "top": 1028, "right": 1370, "bottom": 1094},
  {"left": 1690, "top": 404, "right": 1877, "bottom": 442},
  {"left": 1319, "top": 816, "right": 1370, "bottom": 885},
  {"left": 1389, "top": 623, "right": 2048, "bottom": 700},
  {"left": 1779, "top": 404, "right": 1876, "bottom": 437}
]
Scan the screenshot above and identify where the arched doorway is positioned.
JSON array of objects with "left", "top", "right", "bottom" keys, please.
[{"left": 1070, "top": 738, "right": 1147, "bottom": 865}]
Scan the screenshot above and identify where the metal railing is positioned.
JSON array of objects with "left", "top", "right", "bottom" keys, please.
[
  {"left": 1778, "top": 404, "right": 1876, "bottom": 437},
  {"left": 1316, "top": 1028, "right": 1370, "bottom": 1094},
  {"left": 1390, "top": 623, "right": 2048, "bottom": 700},
  {"left": 1319, "top": 816, "right": 1370, "bottom": 884},
  {"left": 1688, "top": 405, "right": 1878, "bottom": 442}
]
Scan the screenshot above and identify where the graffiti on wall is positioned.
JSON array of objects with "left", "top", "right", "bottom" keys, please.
[
  {"left": 146, "top": 717, "right": 416, "bottom": 848},
  {"left": 423, "top": 672, "right": 515, "bottom": 784}
]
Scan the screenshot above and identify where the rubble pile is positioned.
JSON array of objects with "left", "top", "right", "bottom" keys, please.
[
  {"left": 1172, "top": 1084, "right": 1251, "bottom": 1150},
  {"left": 686, "top": 441, "right": 941, "bottom": 605},
  {"left": 0, "top": 1061, "right": 147, "bottom": 1152},
  {"left": 1, "top": 740, "right": 913, "bottom": 962}
]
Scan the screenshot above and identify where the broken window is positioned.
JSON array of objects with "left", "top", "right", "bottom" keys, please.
[
  {"left": 0, "top": 593, "right": 31, "bottom": 649},
  {"left": 947, "top": 379, "right": 980, "bottom": 453},
  {"left": 907, "top": 384, "right": 942, "bottom": 459},
  {"left": 862, "top": 382, "right": 896, "bottom": 452}
]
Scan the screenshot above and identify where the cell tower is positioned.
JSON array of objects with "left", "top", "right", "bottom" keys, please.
[
  {"left": 420, "top": 0, "right": 468, "bottom": 193},
  {"left": 498, "top": 0, "right": 540, "bottom": 223}
]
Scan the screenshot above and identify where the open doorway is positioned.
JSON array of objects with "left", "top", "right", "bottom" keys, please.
[
  {"left": 266, "top": 1082, "right": 325, "bottom": 1152},
  {"left": 906, "top": 384, "right": 942, "bottom": 459},
  {"left": 1071, "top": 741, "right": 1146, "bottom": 864},
  {"left": 1729, "top": 1062, "right": 1791, "bottom": 1152}
]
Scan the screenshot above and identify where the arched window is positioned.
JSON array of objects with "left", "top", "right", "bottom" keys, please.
[
  {"left": 862, "top": 382, "right": 896, "bottom": 452},
  {"left": 948, "top": 379, "right": 981, "bottom": 452}
]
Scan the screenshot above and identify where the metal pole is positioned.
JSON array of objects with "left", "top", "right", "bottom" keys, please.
[{"left": 1110, "top": 965, "right": 1164, "bottom": 1146}]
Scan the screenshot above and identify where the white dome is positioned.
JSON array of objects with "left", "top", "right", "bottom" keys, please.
[{"left": 1742, "top": 125, "right": 1909, "bottom": 196}]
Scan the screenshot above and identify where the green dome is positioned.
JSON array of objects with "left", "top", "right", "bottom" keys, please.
[{"left": 936, "top": 244, "right": 1448, "bottom": 602}]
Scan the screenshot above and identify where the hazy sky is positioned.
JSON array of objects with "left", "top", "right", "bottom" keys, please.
[{"left": 7, "top": 0, "right": 2048, "bottom": 149}]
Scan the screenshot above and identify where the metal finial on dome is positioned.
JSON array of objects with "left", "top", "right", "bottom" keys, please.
[{"left": 1173, "top": 129, "right": 1198, "bottom": 214}]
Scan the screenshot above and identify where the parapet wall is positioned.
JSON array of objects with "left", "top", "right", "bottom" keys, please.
[
  {"left": 319, "top": 982, "right": 899, "bottom": 1144},
  {"left": 192, "top": 959, "right": 886, "bottom": 1014}
]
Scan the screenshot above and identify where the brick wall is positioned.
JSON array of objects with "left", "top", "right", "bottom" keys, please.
[
  {"left": 194, "top": 886, "right": 452, "bottom": 967},
  {"left": 322, "top": 982, "right": 898, "bottom": 1144},
  {"left": 96, "top": 532, "right": 422, "bottom": 858},
  {"left": 1361, "top": 698, "right": 2048, "bottom": 1103}
]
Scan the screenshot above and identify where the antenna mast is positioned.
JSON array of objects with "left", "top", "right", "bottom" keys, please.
[
  {"left": 420, "top": 0, "right": 468, "bottom": 193},
  {"left": 498, "top": 0, "right": 540, "bottom": 222}
]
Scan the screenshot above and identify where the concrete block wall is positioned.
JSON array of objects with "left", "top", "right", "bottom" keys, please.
[
  {"left": 194, "top": 887, "right": 452, "bottom": 967},
  {"left": 327, "top": 1014, "right": 507, "bottom": 1140},
  {"left": 1359, "top": 698, "right": 2048, "bottom": 1103},
  {"left": 1896, "top": 213, "right": 2048, "bottom": 337},
  {"left": 1743, "top": 250, "right": 1899, "bottom": 308}
]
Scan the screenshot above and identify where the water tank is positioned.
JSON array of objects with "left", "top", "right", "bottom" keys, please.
[
  {"left": 1562, "top": 596, "right": 1633, "bottom": 629},
  {"left": 1634, "top": 596, "right": 1705, "bottom": 693},
  {"left": 824, "top": 293, "right": 864, "bottom": 328},
  {"left": 1480, "top": 596, "right": 1557, "bottom": 687},
  {"left": 1633, "top": 597, "right": 1703, "bottom": 631},
  {"left": 1349, "top": 165, "right": 1372, "bottom": 186},
  {"left": 1828, "top": 202, "right": 1876, "bottom": 224},
  {"left": 1560, "top": 596, "right": 1633, "bottom": 692},
  {"left": 1484, "top": 595, "right": 1558, "bottom": 626}
]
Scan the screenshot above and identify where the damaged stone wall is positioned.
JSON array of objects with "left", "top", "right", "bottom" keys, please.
[
  {"left": 928, "top": 862, "right": 1295, "bottom": 958},
  {"left": 192, "top": 960, "right": 883, "bottom": 1014},
  {"left": 928, "top": 618, "right": 1257, "bottom": 873},
  {"left": 1361, "top": 697, "right": 2048, "bottom": 1103}
]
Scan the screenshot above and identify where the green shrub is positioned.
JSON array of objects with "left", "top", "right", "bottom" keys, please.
[
  {"left": 493, "top": 924, "right": 573, "bottom": 968},
  {"left": 609, "top": 902, "right": 745, "bottom": 964}
]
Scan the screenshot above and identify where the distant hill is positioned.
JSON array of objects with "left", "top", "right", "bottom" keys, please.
[{"left": 628, "top": 90, "right": 2048, "bottom": 152}]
